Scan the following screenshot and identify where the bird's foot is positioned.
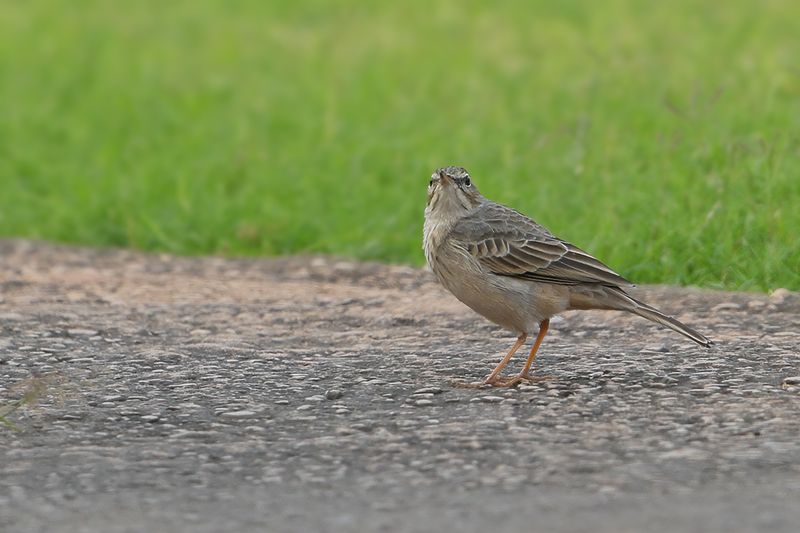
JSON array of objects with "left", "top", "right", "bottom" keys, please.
[
  {"left": 452, "top": 374, "right": 554, "bottom": 389},
  {"left": 451, "top": 379, "right": 493, "bottom": 389},
  {"left": 485, "top": 373, "right": 554, "bottom": 388}
]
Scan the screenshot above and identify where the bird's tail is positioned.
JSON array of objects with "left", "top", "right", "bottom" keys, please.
[
  {"left": 570, "top": 286, "right": 713, "bottom": 348},
  {"left": 630, "top": 299, "right": 713, "bottom": 348}
]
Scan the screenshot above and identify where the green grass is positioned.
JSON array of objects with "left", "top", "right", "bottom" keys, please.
[{"left": 1, "top": 0, "right": 798, "bottom": 291}]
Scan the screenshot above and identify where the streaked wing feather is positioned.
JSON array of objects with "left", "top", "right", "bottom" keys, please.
[{"left": 452, "top": 203, "right": 634, "bottom": 288}]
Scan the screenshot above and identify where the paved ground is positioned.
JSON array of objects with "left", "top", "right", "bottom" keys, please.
[{"left": 1, "top": 239, "right": 799, "bottom": 532}]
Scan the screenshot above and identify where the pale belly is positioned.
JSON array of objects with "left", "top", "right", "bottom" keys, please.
[{"left": 431, "top": 249, "right": 570, "bottom": 335}]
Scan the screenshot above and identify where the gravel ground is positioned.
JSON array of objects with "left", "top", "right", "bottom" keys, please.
[{"left": 1, "top": 239, "right": 799, "bottom": 532}]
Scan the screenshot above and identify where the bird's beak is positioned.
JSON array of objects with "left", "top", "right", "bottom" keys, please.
[{"left": 438, "top": 170, "right": 451, "bottom": 185}]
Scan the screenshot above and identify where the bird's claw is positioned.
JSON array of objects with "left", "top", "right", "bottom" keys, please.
[
  {"left": 452, "top": 374, "right": 553, "bottom": 389},
  {"left": 483, "top": 373, "right": 553, "bottom": 388}
]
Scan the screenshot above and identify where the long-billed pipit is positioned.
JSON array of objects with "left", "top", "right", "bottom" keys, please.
[{"left": 423, "top": 166, "right": 712, "bottom": 387}]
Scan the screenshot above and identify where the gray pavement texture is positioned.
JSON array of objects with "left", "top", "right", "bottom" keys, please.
[{"left": 1, "top": 239, "right": 799, "bottom": 533}]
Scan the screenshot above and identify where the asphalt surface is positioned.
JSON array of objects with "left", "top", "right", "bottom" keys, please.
[{"left": 1, "top": 239, "right": 799, "bottom": 532}]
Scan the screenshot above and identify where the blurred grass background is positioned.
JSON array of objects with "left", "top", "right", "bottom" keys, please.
[{"left": 0, "top": 0, "right": 797, "bottom": 291}]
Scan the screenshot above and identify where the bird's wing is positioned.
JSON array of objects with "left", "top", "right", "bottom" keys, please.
[{"left": 450, "top": 203, "right": 634, "bottom": 288}]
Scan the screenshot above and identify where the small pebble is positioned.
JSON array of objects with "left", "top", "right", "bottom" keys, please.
[
  {"left": 305, "top": 395, "right": 325, "bottom": 402},
  {"left": 412, "top": 387, "right": 443, "bottom": 395},
  {"left": 219, "top": 410, "right": 258, "bottom": 419},
  {"left": 480, "top": 396, "right": 505, "bottom": 403},
  {"left": 325, "top": 389, "right": 343, "bottom": 400},
  {"left": 641, "top": 343, "right": 669, "bottom": 353},
  {"left": 102, "top": 395, "right": 125, "bottom": 402},
  {"left": 296, "top": 404, "right": 314, "bottom": 411},
  {"left": 414, "top": 399, "right": 434, "bottom": 407},
  {"left": 140, "top": 415, "right": 160, "bottom": 423},
  {"left": 770, "top": 288, "right": 791, "bottom": 303}
]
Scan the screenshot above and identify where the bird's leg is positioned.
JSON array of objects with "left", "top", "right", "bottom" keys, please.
[
  {"left": 480, "top": 333, "right": 527, "bottom": 386},
  {"left": 511, "top": 319, "right": 550, "bottom": 384},
  {"left": 489, "top": 320, "right": 552, "bottom": 387}
]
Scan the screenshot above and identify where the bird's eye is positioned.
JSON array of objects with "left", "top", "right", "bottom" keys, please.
[
  {"left": 429, "top": 179, "right": 434, "bottom": 186},
  {"left": 463, "top": 177, "right": 471, "bottom": 186}
]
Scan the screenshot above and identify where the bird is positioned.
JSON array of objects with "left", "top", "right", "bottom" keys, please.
[{"left": 422, "top": 165, "right": 713, "bottom": 387}]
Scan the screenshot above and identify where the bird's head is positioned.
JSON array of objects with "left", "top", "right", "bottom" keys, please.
[{"left": 426, "top": 166, "right": 483, "bottom": 218}]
